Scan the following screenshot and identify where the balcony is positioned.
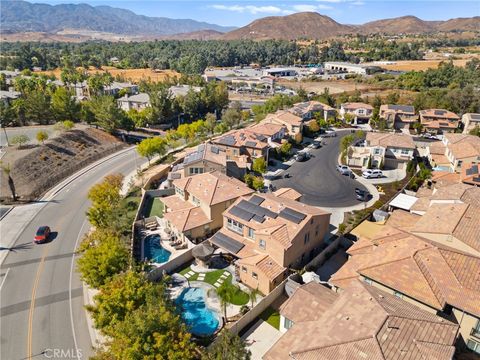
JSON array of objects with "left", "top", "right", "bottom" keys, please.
[{"left": 471, "top": 327, "right": 480, "bottom": 339}]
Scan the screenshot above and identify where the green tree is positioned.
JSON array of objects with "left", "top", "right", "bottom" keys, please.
[
  {"left": 244, "top": 173, "right": 254, "bottom": 188},
  {"left": 0, "top": 101, "right": 16, "bottom": 129},
  {"left": 86, "top": 96, "right": 126, "bottom": 133},
  {"left": 222, "top": 108, "right": 242, "bottom": 129},
  {"left": 202, "top": 330, "right": 251, "bottom": 360},
  {"left": 21, "top": 91, "right": 54, "bottom": 125},
  {"left": 77, "top": 229, "right": 129, "bottom": 289},
  {"left": 36, "top": 130, "right": 48, "bottom": 144},
  {"left": 10, "top": 134, "right": 30, "bottom": 148},
  {"left": 385, "top": 92, "right": 400, "bottom": 104},
  {"left": 150, "top": 86, "right": 174, "bottom": 125},
  {"left": 252, "top": 176, "right": 264, "bottom": 191},
  {"left": 210, "top": 282, "right": 235, "bottom": 322},
  {"left": 308, "top": 120, "right": 320, "bottom": 133},
  {"left": 413, "top": 122, "right": 423, "bottom": 134},
  {"left": 87, "top": 270, "right": 155, "bottom": 335},
  {"left": 252, "top": 157, "right": 267, "bottom": 174},
  {"left": 469, "top": 126, "right": 480, "bottom": 137},
  {"left": 95, "top": 284, "right": 196, "bottom": 360},
  {"left": 86, "top": 174, "right": 124, "bottom": 229},
  {"left": 278, "top": 141, "right": 292, "bottom": 159},
  {"left": 205, "top": 112, "right": 217, "bottom": 134},
  {"left": 0, "top": 162, "right": 16, "bottom": 201},
  {"left": 340, "top": 134, "right": 355, "bottom": 154},
  {"left": 51, "top": 86, "right": 80, "bottom": 121},
  {"left": 343, "top": 113, "right": 354, "bottom": 124},
  {"left": 136, "top": 137, "right": 167, "bottom": 163},
  {"left": 249, "top": 287, "right": 260, "bottom": 309}
]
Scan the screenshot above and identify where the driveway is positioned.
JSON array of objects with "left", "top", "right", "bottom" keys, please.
[
  {"left": 271, "top": 130, "right": 369, "bottom": 208},
  {"left": 359, "top": 168, "right": 406, "bottom": 185}
]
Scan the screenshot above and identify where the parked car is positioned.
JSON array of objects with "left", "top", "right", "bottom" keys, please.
[
  {"left": 362, "top": 169, "right": 383, "bottom": 179},
  {"left": 324, "top": 129, "right": 337, "bottom": 137},
  {"left": 421, "top": 133, "right": 438, "bottom": 140},
  {"left": 311, "top": 141, "right": 322, "bottom": 149},
  {"left": 295, "top": 152, "right": 310, "bottom": 162},
  {"left": 34, "top": 226, "right": 51, "bottom": 244},
  {"left": 336, "top": 165, "right": 352, "bottom": 176},
  {"left": 355, "top": 188, "right": 370, "bottom": 201}
]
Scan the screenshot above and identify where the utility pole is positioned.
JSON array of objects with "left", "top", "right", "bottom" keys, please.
[{"left": 2, "top": 125, "right": 9, "bottom": 147}]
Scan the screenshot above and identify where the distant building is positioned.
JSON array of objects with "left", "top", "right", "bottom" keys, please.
[
  {"left": 262, "top": 68, "right": 298, "bottom": 77},
  {"left": 117, "top": 93, "right": 150, "bottom": 111},
  {"left": 103, "top": 81, "right": 139, "bottom": 97},
  {"left": 324, "top": 62, "right": 380, "bottom": 75},
  {"left": 168, "top": 85, "right": 202, "bottom": 98},
  {"left": 379, "top": 104, "right": 418, "bottom": 130},
  {"left": 462, "top": 113, "right": 480, "bottom": 134},
  {"left": 419, "top": 109, "right": 460, "bottom": 134},
  {"left": 289, "top": 101, "right": 336, "bottom": 122},
  {"left": 0, "top": 90, "right": 21, "bottom": 104}
]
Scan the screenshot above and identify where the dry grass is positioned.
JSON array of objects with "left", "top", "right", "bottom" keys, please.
[
  {"left": 281, "top": 79, "right": 381, "bottom": 94},
  {"left": 380, "top": 59, "right": 473, "bottom": 71},
  {"left": 39, "top": 66, "right": 180, "bottom": 83}
]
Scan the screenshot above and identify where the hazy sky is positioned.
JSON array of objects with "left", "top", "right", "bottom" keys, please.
[{"left": 40, "top": 1, "right": 480, "bottom": 27}]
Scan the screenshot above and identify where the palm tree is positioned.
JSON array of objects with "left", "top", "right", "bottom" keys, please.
[
  {"left": 209, "top": 283, "right": 235, "bottom": 323},
  {"left": 249, "top": 287, "right": 260, "bottom": 309}
]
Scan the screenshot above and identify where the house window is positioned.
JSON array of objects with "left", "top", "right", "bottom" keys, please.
[
  {"left": 467, "top": 339, "right": 480, "bottom": 355},
  {"left": 227, "top": 218, "right": 244, "bottom": 234},
  {"left": 472, "top": 320, "right": 480, "bottom": 337},
  {"left": 315, "top": 225, "right": 319, "bottom": 236},
  {"left": 374, "top": 148, "right": 381, "bottom": 155},
  {"left": 284, "top": 318, "right": 294, "bottom": 330},
  {"left": 247, "top": 228, "right": 255, "bottom": 239},
  {"left": 364, "top": 277, "right": 372, "bottom": 285},
  {"left": 401, "top": 149, "right": 409, "bottom": 155},
  {"left": 304, "top": 232, "right": 310, "bottom": 245},
  {"left": 175, "top": 187, "right": 184, "bottom": 197},
  {"left": 192, "top": 196, "right": 200, "bottom": 206},
  {"left": 252, "top": 272, "right": 258, "bottom": 279},
  {"left": 259, "top": 239, "right": 266, "bottom": 250},
  {"left": 393, "top": 291, "right": 403, "bottom": 299},
  {"left": 241, "top": 266, "right": 247, "bottom": 273}
]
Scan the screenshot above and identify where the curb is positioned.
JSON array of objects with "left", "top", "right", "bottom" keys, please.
[{"left": 0, "top": 206, "right": 14, "bottom": 221}]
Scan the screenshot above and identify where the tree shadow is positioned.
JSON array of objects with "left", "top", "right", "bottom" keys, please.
[
  {"left": 45, "top": 143, "right": 76, "bottom": 156},
  {"left": 0, "top": 241, "right": 33, "bottom": 252}
]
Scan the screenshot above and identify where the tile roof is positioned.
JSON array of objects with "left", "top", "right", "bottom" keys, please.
[
  {"left": 250, "top": 122, "right": 286, "bottom": 137},
  {"left": 420, "top": 109, "right": 460, "bottom": 120},
  {"left": 290, "top": 101, "right": 335, "bottom": 116},
  {"left": 411, "top": 202, "right": 468, "bottom": 234},
  {"left": 430, "top": 183, "right": 472, "bottom": 201},
  {"left": 279, "top": 282, "right": 338, "bottom": 323},
  {"left": 182, "top": 143, "right": 227, "bottom": 167},
  {"left": 213, "top": 128, "right": 269, "bottom": 149},
  {"left": 366, "top": 132, "right": 415, "bottom": 149},
  {"left": 161, "top": 194, "right": 194, "bottom": 212},
  {"left": 446, "top": 134, "right": 480, "bottom": 160},
  {"left": 173, "top": 171, "right": 253, "bottom": 206},
  {"left": 330, "top": 228, "right": 480, "bottom": 317},
  {"left": 342, "top": 102, "right": 374, "bottom": 110},
  {"left": 163, "top": 206, "right": 212, "bottom": 232},
  {"left": 273, "top": 187, "right": 302, "bottom": 201},
  {"left": 264, "top": 110, "right": 303, "bottom": 126},
  {"left": 264, "top": 280, "right": 458, "bottom": 360},
  {"left": 256, "top": 255, "right": 285, "bottom": 280},
  {"left": 380, "top": 104, "right": 415, "bottom": 114},
  {"left": 385, "top": 210, "right": 421, "bottom": 231},
  {"left": 430, "top": 171, "right": 461, "bottom": 187}
]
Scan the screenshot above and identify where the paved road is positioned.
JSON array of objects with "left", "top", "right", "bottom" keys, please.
[
  {"left": 0, "top": 148, "right": 146, "bottom": 360},
  {"left": 272, "top": 130, "right": 368, "bottom": 208}
]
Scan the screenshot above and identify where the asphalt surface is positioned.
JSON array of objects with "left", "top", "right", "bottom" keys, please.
[
  {"left": 0, "top": 148, "right": 146, "bottom": 360},
  {"left": 272, "top": 130, "right": 368, "bottom": 208}
]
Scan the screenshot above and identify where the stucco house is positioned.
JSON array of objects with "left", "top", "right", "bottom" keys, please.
[
  {"left": 462, "top": 113, "right": 480, "bottom": 134},
  {"left": 379, "top": 104, "right": 418, "bottom": 130},
  {"left": 212, "top": 128, "right": 270, "bottom": 162},
  {"left": 161, "top": 171, "right": 253, "bottom": 243},
  {"left": 347, "top": 132, "right": 416, "bottom": 169},
  {"left": 427, "top": 133, "right": 480, "bottom": 172},
  {"left": 262, "top": 110, "right": 304, "bottom": 142},
  {"left": 289, "top": 101, "right": 336, "bottom": 122},
  {"left": 339, "top": 102, "right": 373, "bottom": 125},
  {"left": 117, "top": 93, "right": 151, "bottom": 111},
  {"left": 420, "top": 109, "right": 460, "bottom": 134},
  {"left": 208, "top": 192, "right": 330, "bottom": 294}
]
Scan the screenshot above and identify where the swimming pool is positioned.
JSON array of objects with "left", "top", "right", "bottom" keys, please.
[
  {"left": 143, "top": 234, "right": 171, "bottom": 264},
  {"left": 175, "top": 287, "right": 220, "bottom": 337}
]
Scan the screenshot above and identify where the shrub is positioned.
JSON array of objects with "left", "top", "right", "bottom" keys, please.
[
  {"left": 338, "top": 223, "right": 346, "bottom": 234},
  {"left": 252, "top": 176, "right": 264, "bottom": 191},
  {"left": 10, "top": 134, "right": 30, "bottom": 148}
]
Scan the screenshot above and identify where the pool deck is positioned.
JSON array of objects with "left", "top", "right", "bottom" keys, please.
[{"left": 241, "top": 319, "right": 283, "bottom": 360}]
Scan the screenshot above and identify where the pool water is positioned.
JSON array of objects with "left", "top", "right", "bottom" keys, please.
[
  {"left": 175, "top": 287, "right": 220, "bottom": 336},
  {"left": 143, "top": 234, "right": 171, "bottom": 263}
]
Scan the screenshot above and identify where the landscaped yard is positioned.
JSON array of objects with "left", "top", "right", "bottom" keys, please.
[
  {"left": 178, "top": 266, "right": 249, "bottom": 306},
  {"left": 144, "top": 196, "right": 164, "bottom": 218},
  {"left": 260, "top": 306, "right": 280, "bottom": 330}
]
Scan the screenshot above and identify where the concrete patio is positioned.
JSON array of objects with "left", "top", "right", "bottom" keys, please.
[{"left": 241, "top": 319, "right": 283, "bottom": 360}]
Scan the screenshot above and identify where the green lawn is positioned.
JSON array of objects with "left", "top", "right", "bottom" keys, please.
[
  {"left": 260, "top": 307, "right": 280, "bottom": 330},
  {"left": 178, "top": 266, "right": 248, "bottom": 305},
  {"left": 144, "top": 197, "right": 164, "bottom": 218}
]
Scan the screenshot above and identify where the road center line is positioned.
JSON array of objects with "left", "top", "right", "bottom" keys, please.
[
  {"left": 27, "top": 245, "right": 48, "bottom": 360},
  {"left": 69, "top": 220, "right": 88, "bottom": 359}
]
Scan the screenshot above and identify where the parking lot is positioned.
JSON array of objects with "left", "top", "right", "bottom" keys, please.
[{"left": 271, "top": 130, "right": 369, "bottom": 208}]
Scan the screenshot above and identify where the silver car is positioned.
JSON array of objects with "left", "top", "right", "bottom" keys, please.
[{"left": 336, "top": 165, "right": 352, "bottom": 176}]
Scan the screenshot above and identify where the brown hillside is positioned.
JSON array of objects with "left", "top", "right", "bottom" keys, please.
[
  {"left": 0, "top": 128, "right": 124, "bottom": 202},
  {"left": 160, "top": 30, "right": 224, "bottom": 40},
  {"left": 436, "top": 17, "right": 480, "bottom": 32},
  {"left": 359, "top": 16, "right": 435, "bottom": 34},
  {"left": 222, "top": 12, "right": 354, "bottom": 40}
]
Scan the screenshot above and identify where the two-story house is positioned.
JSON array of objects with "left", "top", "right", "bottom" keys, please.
[
  {"left": 168, "top": 142, "right": 249, "bottom": 183},
  {"left": 208, "top": 193, "right": 331, "bottom": 294},
  {"left": 339, "top": 102, "right": 373, "bottom": 125},
  {"left": 330, "top": 226, "right": 480, "bottom": 354},
  {"left": 462, "top": 113, "right": 480, "bottom": 134},
  {"left": 161, "top": 171, "right": 254, "bottom": 242},
  {"left": 212, "top": 128, "right": 270, "bottom": 162},
  {"left": 103, "top": 81, "right": 139, "bottom": 97},
  {"left": 379, "top": 104, "right": 418, "bottom": 130},
  {"left": 117, "top": 93, "right": 151, "bottom": 111},
  {"left": 264, "top": 280, "right": 458, "bottom": 360},
  {"left": 262, "top": 110, "right": 304, "bottom": 142},
  {"left": 347, "top": 132, "right": 416, "bottom": 169},
  {"left": 420, "top": 109, "right": 460, "bottom": 134},
  {"left": 289, "top": 101, "right": 336, "bottom": 122}
]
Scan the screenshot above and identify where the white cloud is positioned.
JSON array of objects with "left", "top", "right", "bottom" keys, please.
[
  {"left": 316, "top": 0, "right": 343, "bottom": 3},
  {"left": 351, "top": 1, "right": 365, "bottom": 5},
  {"left": 292, "top": 4, "right": 333, "bottom": 12},
  {"left": 210, "top": 4, "right": 291, "bottom": 15}
]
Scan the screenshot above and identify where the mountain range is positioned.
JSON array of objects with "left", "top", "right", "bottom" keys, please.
[{"left": 1, "top": 1, "right": 479, "bottom": 42}]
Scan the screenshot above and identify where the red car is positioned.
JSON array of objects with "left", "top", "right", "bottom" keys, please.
[{"left": 34, "top": 226, "right": 51, "bottom": 244}]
